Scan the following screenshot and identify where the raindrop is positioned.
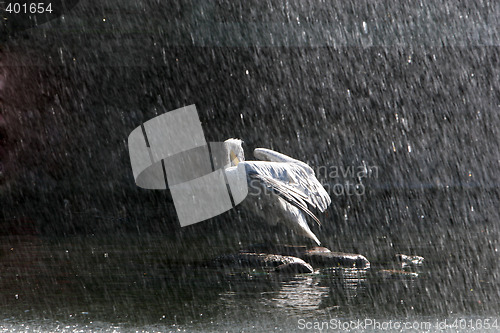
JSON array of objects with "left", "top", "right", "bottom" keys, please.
[{"left": 319, "top": 108, "right": 326, "bottom": 120}]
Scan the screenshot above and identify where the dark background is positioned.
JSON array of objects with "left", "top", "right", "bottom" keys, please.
[
  {"left": 0, "top": 0, "right": 499, "bottom": 245},
  {"left": 0, "top": 0, "right": 499, "bottom": 326}
]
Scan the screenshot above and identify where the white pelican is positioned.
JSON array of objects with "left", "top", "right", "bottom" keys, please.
[{"left": 223, "top": 139, "right": 331, "bottom": 245}]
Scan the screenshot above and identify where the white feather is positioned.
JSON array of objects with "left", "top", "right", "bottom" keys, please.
[{"left": 224, "top": 139, "right": 331, "bottom": 245}]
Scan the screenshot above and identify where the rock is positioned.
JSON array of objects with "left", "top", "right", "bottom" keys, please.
[
  {"left": 242, "top": 244, "right": 370, "bottom": 269},
  {"left": 242, "top": 244, "right": 307, "bottom": 257},
  {"left": 301, "top": 250, "right": 370, "bottom": 269},
  {"left": 213, "top": 252, "right": 313, "bottom": 273},
  {"left": 396, "top": 254, "right": 424, "bottom": 267},
  {"left": 376, "top": 269, "right": 419, "bottom": 279},
  {"left": 275, "top": 260, "right": 314, "bottom": 274},
  {"left": 306, "top": 246, "right": 332, "bottom": 254}
]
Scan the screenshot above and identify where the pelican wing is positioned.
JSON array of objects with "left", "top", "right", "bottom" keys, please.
[
  {"left": 244, "top": 161, "right": 331, "bottom": 225},
  {"left": 248, "top": 173, "right": 322, "bottom": 226},
  {"left": 254, "top": 148, "right": 313, "bottom": 173},
  {"left": 253, "top": 148, "right": 331, "bottom": 212}
]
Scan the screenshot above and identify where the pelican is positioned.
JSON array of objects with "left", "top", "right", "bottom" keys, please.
[{"left": 223, "top": 139, "right": 331, "bottom": 245}]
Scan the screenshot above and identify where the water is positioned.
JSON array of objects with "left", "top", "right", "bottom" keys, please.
[
  {"left": 0, "top": 225, "right": 497, "bottom": 332},
  {"left": 1, "top": 0, "right": 500, "bottom": 331}
]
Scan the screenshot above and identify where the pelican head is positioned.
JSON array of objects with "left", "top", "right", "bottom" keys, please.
[{"left": 224, "top": 138, "right": 245, "bottom": 167}]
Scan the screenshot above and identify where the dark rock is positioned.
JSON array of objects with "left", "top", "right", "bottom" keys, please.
[
  {"left": 301, "top": 250, "right": 370, "bottom": 269},
  {"left": 242, "top": 244, "right": 307, "bottom": 257},
  {"left": 213, "top": 252, "right": 313, "bottom": 273},
  {"left": 396, "top": 254, "right": 424, "bottom": 268},
  {"left": 376, "top": 269, "right": 419, "bottom": 279},
  {"left": 275, "top": 260, "right": 314, "bottom": 274},
  {"left": 242, "top": 244, "right": 370, "bottom": 269}
]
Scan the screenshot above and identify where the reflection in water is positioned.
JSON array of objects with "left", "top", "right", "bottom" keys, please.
[
  {"left": 0, "top": 234, "right": 498, "bottom": 332},
  {"left": 215, "top": 267, "right": 368, "bottom": 317},
  {"left": 266, "top": 268, "right": 368, "bottom": 313},
  {"left": 319, "top": 267, "right": 369, "bottom": 303},
  {"left": 267, "top": 275, "right": 329, "bottom": 312}
]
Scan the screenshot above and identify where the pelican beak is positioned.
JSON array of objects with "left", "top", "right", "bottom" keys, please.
[{"left": 230, "top": 150, "right": 240, "bottom": 166}]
